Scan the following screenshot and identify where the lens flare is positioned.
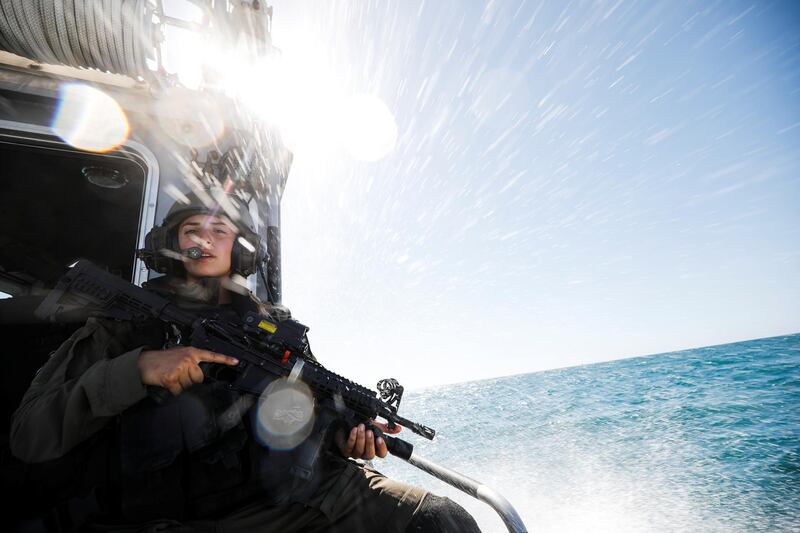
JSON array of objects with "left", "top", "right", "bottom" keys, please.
[
  {"left": 161, "top": 24, "right": 206, "bottom": 89},
  {"left": 155, "top": 87, "right": 225, "bottom": 148},
  {"left": 253, "top": 378, "right": 315, "bottom": 450},
  {"left": 52, "top": 83, "right": 130, "bottom": 152},
  {"left": 340, "top": 94, "right": 398, "bottom": 162},
  {"left": 227, "top": 50, "right": 340, "bottom": 155}
]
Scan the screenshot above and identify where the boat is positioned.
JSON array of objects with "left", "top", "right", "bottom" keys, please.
[
  {"left": 0, "top": 2, "right": 526, "bottom": 531},
  {"left": 1, "top": 3, "right": 292, "bottom": 529}
]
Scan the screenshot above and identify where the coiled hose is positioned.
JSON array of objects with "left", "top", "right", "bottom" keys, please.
[{"left": 0, "top": 0, "right": 154, "bottom": 79}]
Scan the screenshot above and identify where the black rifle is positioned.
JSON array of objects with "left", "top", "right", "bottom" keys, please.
[
  {"left": 36, "top": 259, "right": 432, "bottom": 451},
  {"left": 37, "top": 260, "right": 528, "bottom": 533}
]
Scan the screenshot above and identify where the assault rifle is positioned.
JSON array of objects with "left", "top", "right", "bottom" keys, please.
[{"left": 36, "top": 260, "right": 527, "bottom": 533}]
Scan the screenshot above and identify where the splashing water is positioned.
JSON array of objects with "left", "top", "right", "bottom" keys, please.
[{"left": 378, "top": 334, "right": 800, "bottom": 532}]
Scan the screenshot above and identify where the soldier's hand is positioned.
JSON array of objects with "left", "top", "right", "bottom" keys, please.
[
  {"left": 137, "top": 347, "right": 239, "bottom": 396},
  {"left": 335, "top": 420, "right": 403, "bottom": 460}
]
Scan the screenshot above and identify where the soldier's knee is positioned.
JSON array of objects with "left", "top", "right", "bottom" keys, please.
[{"left": 405, "top": 494, "right": 481, "bottom": 532}]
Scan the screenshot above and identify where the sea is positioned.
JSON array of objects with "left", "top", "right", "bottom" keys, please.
[{"left": 377, "top": 334, "right": 800, "bottom": 533}]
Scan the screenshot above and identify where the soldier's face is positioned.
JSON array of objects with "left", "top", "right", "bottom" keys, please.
[{"left": 178, "top": 214, "right": 237, "bottom": 280}]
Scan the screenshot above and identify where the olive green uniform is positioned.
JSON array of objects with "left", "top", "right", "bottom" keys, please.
[{"left": 10, "top": 282, "right": 427, "bottom": 532}]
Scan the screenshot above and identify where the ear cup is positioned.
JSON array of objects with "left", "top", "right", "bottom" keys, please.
[
  {"left": 140, "top": 224, "right": 170, "bottom": 273},
  {"left": 231, "top": 227, "right": 266, "bottom": 277},
  {"left": 139, "top": 223, "right": 191, "bottom": 275}
]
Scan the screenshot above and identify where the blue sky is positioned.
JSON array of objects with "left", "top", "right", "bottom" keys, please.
[{"left": 271, "top": 0, "right": 800, "bottom": 389}]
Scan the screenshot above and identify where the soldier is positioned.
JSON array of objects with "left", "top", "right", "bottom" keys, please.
[{"left": 10, "top": 189, "right": 480, "bottom": 532}]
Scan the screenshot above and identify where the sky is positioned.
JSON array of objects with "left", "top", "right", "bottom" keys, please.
[{"left": 265, "top": 0, "right": 800, "bottom": 390}]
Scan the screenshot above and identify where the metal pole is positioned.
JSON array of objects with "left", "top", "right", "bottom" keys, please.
[{"left": 386, "top": 436, "right": 529, "bottom": 533}]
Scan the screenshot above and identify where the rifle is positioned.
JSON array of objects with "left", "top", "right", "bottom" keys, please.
[{"left": 36, "top": 260, "right": 528, "bottom": 533}]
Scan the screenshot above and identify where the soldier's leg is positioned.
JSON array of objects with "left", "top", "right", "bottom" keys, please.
[
  {"left": 405, "top": 494, "right": 481, "bottom": 532},
  {"left": 304, "top": 458, "right": 480, "bottom": 533},
  {"left": 178, "top": 459, "right": 418, "bottom": 533},
  {"left": 184, "top": 457, "right": 421, "bottom": 533},
  {"left": 115, "top": 460, "right": 479, "bottom": 533}
]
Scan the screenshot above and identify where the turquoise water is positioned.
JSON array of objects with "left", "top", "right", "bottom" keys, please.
[{"left": 378, "top": 334, "right": 800, "bottom": 532}]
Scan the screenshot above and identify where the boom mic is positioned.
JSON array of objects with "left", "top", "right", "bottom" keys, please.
[{"left": 181, "top": 247, "right": 203, "bottom": 259}]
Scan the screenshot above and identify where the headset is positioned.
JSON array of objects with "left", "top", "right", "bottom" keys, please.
[{"left": 138, "top": 192, "right": 267, "bottom": 278}]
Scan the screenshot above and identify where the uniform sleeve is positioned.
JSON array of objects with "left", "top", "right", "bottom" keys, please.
[{"left": 9, "top": 317, "right": 149, "bottom": 463}]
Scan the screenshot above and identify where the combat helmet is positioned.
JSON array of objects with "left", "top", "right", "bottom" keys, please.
[{"left": 138, "top": 189, "right": 265, "bottom": 277}]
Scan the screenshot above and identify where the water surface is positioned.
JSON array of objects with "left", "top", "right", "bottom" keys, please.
[{"left": 379, "top": 334, "right": 800, "bottom": 532}]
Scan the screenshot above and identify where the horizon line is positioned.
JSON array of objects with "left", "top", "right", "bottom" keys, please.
[{"left": 410, "top": 329, "right": 800, "bottom": 392}]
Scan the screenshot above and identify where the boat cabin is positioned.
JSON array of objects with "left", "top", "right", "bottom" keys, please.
[{"left": 0, "top": 2, "right": 290, "bottom": 528}]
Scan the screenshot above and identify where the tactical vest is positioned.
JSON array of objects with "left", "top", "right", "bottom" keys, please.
[{"left": 99, "top": 282, "right": 324, "bottom": 523}]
